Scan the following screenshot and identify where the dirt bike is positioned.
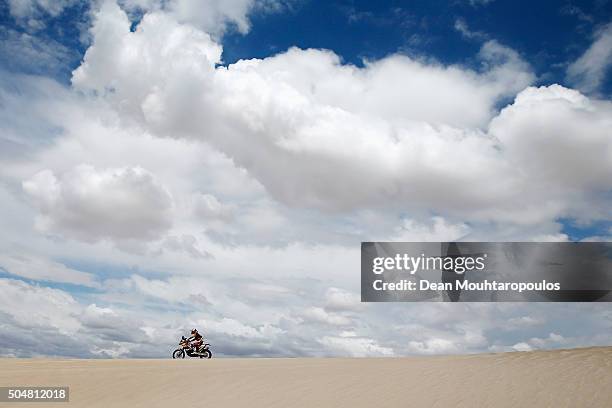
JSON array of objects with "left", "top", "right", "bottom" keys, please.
[{"left": 172, "top": 336, "right": 212, "bottom": 359}]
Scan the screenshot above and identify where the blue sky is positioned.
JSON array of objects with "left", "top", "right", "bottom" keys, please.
[
  {"left": 224, "top": 0, "right": 609, "bottom": 70},
  {"left": 0, "top": 0, "right": 611, "bottom": 358}
]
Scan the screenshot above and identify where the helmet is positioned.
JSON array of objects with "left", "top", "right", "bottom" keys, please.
[{"left": 191, "top": 328, "right": 197, "bottom": 334}]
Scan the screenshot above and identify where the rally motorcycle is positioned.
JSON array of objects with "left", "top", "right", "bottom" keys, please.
[{"left": 172, "top": 336, "right": 212, "bottom": 359}]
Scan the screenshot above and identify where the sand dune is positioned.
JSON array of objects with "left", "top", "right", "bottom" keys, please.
[{"left": 1, "top": 347, "right": 611, "bottom": 407}]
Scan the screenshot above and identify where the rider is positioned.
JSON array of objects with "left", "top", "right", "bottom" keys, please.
[{"left": 187, "top": 328, "right": 204, "bottom": 352}]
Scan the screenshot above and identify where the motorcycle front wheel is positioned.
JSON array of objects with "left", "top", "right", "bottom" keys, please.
[
  {"left": 172, "top": 349, "right": 185, "bottom": 359},
  {"left": 203, "top": 350, "right": 212, "bottom": 359}
]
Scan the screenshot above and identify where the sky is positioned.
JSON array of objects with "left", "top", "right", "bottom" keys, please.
[{"left": 0, "top": 0, "right": 611, "bottom": 358}]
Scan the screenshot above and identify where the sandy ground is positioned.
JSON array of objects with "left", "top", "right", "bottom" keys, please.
[{"left": 0, "top": 347, "right": 611, "bottom": 407}]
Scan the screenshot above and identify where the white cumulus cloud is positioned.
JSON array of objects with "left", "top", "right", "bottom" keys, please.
[
  {"left": 22, "top": 165, "right": 173, "bottom": 242},
  {"left": 0, "top": 253, "right": 98, "bottom": 287}
]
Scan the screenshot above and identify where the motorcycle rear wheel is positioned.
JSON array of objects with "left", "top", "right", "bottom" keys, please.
[{"left": 172, "top": 349, "right": 185, "bottom": 359}]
